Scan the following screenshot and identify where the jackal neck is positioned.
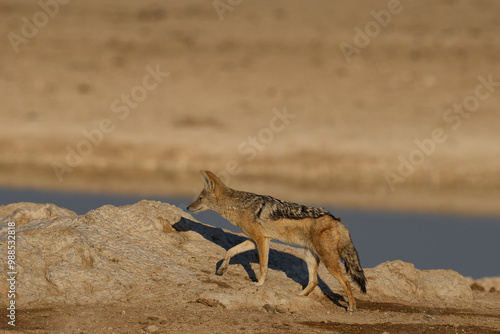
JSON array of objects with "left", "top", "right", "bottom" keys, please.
[{"left": 213, "top": 187, "right": 252, "bottom": 223}]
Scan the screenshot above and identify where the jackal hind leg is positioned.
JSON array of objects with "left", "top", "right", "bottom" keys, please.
[
  {"left": 217, "top": 239, "right": 256, "bottom": 275},
  {"left": 321, "top": 252, "right": 357, "bottom": 312},
  {"left": 299, "top": 248, "right": 320, "bottom": 296}
]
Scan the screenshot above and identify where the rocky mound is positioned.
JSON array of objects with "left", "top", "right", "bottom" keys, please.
[{"left": 0, "top": 201, "right": 476, "bottom": 311}]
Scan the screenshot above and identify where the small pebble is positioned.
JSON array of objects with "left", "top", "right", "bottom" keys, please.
[{"left": 143, "top": 324, "right": 159, "bottom": 333}]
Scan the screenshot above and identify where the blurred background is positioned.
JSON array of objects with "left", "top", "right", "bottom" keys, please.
[
  {"left": 1, "top": 0, "right": 499, "bottom": 277},
  {"left": 1, "top": 0, "right": 500, "bottom": 215}
]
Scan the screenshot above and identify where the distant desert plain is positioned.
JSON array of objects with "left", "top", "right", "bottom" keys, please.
[{"left": 1, "top": 0, "right": 499, "bottom": 217}]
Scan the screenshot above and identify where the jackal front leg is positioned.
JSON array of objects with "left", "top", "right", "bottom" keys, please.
[
  {"left": 253, "top": 236, "right": 270, "bottom": 286},
  {"left": 217, "top": 239, "right": 256, "bottom": 275}
]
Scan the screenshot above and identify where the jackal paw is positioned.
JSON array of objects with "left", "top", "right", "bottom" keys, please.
[
  {"left": 298, "top": 290, "right": 310, "bottom": 297},
  {"left": 251, "top": 280, "right": 265, "bottom": 286},
  {"left": 216, "top": 263, "right": 228, "bottom": 275}
]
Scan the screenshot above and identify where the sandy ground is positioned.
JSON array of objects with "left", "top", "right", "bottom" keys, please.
[
  {"left": 1, "top": 0, "right": 500, "bottom": 216},
  {"left": 2, "top": 292, "right": 500, "bottom": 333}
]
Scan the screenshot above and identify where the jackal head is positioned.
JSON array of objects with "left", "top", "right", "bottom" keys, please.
[{"left": 187, "top": 170, "right": 223, "bottom": 213}]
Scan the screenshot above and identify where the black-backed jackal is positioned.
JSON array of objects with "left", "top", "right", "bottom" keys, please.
[{"left": 187, "top": 170, "right": 366, "bottom": 311}]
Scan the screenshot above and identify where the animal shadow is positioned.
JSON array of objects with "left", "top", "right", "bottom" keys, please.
[{"left": 172, "top": 217, "right": 346, "bottom": 309}]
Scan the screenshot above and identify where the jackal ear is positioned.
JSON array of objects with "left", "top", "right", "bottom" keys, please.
[{"left": 200, "top": 170, "right": 216, "bottom": 191}]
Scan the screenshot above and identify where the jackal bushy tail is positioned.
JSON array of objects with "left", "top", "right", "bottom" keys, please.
[{"left": 339, "top": 230, "right": 367, "bottom": 294}]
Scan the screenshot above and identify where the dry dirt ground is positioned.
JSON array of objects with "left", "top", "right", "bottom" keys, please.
[
  {"left": 0, "top": 0, "right": 500, "bottom": 215},
  {"left": 2, "top": 293, "right": 500, "bottom": 333}
]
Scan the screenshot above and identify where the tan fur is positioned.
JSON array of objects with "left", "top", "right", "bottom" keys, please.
[{"left": 187, "top": 170, "right": 365, "bottom": 311}]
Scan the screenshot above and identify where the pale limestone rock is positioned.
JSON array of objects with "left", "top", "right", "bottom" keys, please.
[
  {"left": 0, "top": 201, "right": 479, "bottom": 311},
  {"left": 365, "top": 260, "right": 473, "bottom": 302},
  {"left": 473, "top": 277, "right": 500, "bottom": 292}
]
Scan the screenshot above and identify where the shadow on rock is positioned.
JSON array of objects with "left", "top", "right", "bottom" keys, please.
[{"left": 172, "top": 217, "right": 346, "bottom": 308}]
